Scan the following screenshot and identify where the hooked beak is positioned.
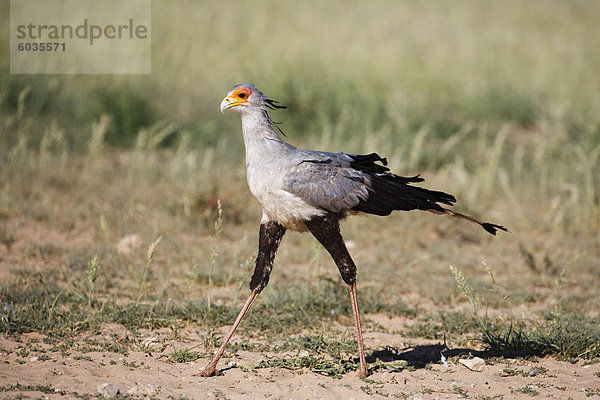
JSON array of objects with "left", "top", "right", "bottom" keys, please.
[{"left": 220, "top": 96, "right": 242, "bottom": 114}]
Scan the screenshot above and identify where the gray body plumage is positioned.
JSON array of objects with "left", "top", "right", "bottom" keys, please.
[
  {"left": 222, "top": 83, "right": 505, "bottom": 235},
  {"left": 285, "top": 151, "right": 370, "bottom": 214}
]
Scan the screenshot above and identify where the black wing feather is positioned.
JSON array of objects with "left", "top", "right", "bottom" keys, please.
[{"left": 348, "top": 153, "right": 455, "bottom": 216}]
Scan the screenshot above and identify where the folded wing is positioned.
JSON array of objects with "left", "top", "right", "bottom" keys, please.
[{"left": 284, "top": 151, "right": 456, "bottom": 216}]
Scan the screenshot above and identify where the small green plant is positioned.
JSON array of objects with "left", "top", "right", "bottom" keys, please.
[
  {"left": 88, "top": 114, "right": 110, "bottom": 156},
  {"left": 207, "top": 199, "right": 223, "bottom": 287},
  {"left": 0, "top": 383, "right": 65, "bottom": 395},
  {"left": 137, "top": 235, "right": 163, "bottom": 302},
  {"left": 450, "top": 384, "right": 468, "bottom": 397},
  {"left": 86, "top": 255, "right": 101, "bottom": 307},
  {"left": 202, "top": 329, "right": 221, "bottom": 351},
  {"left": 448, "top": 265, "right": 488, "bottom": 331},
  {"left": 586, "top": 388, "right": 600, "bottom": 397},
  {"left": 515, "top": 385, "right": 539, "bottom": 396},
  {"left": 165, "top": 345, "right": 203, "bottom": 363},
  {"left": 212, "top": 389, "right": 227, "bottom": 400},
  {"left": 256, "top": 354, "right": 357, "bottom": 378}
]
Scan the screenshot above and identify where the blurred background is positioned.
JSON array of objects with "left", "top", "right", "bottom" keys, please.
[
  {"left": 0, "top": 0, "right": 599, "bottom": 353},
  {"left": 2, "top": 1, "right": 598, "bottom": 229}
]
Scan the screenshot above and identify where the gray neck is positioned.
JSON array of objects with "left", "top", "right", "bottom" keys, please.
[{"left": 240, "top": 109, "right": 295, "bottom": 166}]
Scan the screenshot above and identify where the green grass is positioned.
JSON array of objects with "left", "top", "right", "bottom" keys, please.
[
  {"left": 256, "top": 335, "right": 408, "bottom": 378},
  {"left": 515, "top": 385, "right": 540, "bottom": 397},
  {"left": 0, "top": 383, "right": 61, "bottom": 395},
  {"left": 257, "top": 354, "right": 359, "bottom": 378},
  {"left": 164, "top": 345, "right": 203, "bottom": 363},
  {"left": 481, "top": 316, "right": 600, "bottom": 361},
  {"left": 1, "top": 0, "right": 600, "bottom": 378},
  {"left": 0, "top": 383, "right": 97, "bottom": 399},
  {"left": 0, "top": 259, "right": 412, "bottom": 339},
  {"left": 450, "top": 264, "right": 600, "bottom": 361}
]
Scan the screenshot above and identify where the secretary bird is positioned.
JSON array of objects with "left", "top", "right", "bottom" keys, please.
[{"left": 199, "top": 83, "right": 507, "bottom": 378}]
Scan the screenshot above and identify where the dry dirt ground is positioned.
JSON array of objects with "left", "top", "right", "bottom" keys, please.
[
  {"left": 1, "top": 215, "right": 599, "bottom": 400},
  {"left": 1, "top": 325, "right": 599, "bottom": 400}
]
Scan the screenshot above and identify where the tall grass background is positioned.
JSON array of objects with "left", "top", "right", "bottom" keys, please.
[
  {"left": 2, "top": 1, "right": 598, "bottom": 234},
  {"left": 0, "top": 0, "right": 599, "bottom": 358}
]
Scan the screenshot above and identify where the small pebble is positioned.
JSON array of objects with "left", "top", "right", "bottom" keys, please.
[
  {"left": 459, "top": 357, "right": 486, "bottom": 372},
  {"left": 97, "top": 382, "right": 119, "bottom": 398},
  {"left": 127, "top": 383, "right": 157, "bottom": 396}
]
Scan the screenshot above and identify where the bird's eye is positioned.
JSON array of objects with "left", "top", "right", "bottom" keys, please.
[{"left": 238, "top": 92, "right": 247, "bottom": 99}]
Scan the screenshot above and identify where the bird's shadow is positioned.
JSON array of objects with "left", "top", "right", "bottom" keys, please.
[{"left": 365, "top": 344, "right": 537, "bottom": 370}]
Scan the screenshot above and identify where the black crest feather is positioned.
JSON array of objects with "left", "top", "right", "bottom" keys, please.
[
  {"left": 263, "top": 98, "right": 287, "bottom": 136},
  {"left": 264, "top": 99, "right": 287, "bottom": 110}
]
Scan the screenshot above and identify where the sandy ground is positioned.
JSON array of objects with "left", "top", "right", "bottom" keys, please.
[
  {"left": 1, "top": 216, "right": 599, "bottom": 399},
  {"left": 1, "top": 326, "right": 599, "bottom": 400}
]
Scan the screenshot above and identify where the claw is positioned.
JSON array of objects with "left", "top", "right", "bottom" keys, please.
[{"left": 197, "top": 366, "right": 220, "bottom": 377}]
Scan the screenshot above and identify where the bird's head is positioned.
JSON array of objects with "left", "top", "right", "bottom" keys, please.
[{"left": 220, "top": 83, "right": 286, "bottom": 114}]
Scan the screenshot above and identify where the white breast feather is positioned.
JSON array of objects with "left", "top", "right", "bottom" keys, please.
[{"left": 247, "top": 168, "right": 325, "bottom": 231}]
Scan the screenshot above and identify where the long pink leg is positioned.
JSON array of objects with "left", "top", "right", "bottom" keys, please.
[
  {"left": 349, "top": 283, "right": 368, "bottom": 377},
  {"left": 305, "top": 215, "right": 370, "bottom": 377},
  {"left": 198, "top": 221, "right": 286, "bottom": 377},
  {"left": 198, "top": 290, "right": 259, "bottom": 377}
]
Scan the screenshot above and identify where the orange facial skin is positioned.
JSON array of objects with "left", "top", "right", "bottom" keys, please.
[
  {"left": 232, "top": 87, "right": 252, "bottom": 101},
  {"left": 220, "top": 87, "right": 253, "bottom": 113}
]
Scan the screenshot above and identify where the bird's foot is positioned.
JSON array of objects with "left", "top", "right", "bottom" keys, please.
[
  {"left": 197, "top": 364, "right": 220, "bottom": 377},
  {"left": 357, "top": 367, "right": 369, "bottom": 378}
]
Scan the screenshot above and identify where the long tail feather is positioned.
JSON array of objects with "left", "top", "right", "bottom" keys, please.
[
  {"left": 437, "top": 208, "right": 509, "bottom": 235},
  {"left": 347, "top": 153, "right": 508, "bottom": 235}
]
